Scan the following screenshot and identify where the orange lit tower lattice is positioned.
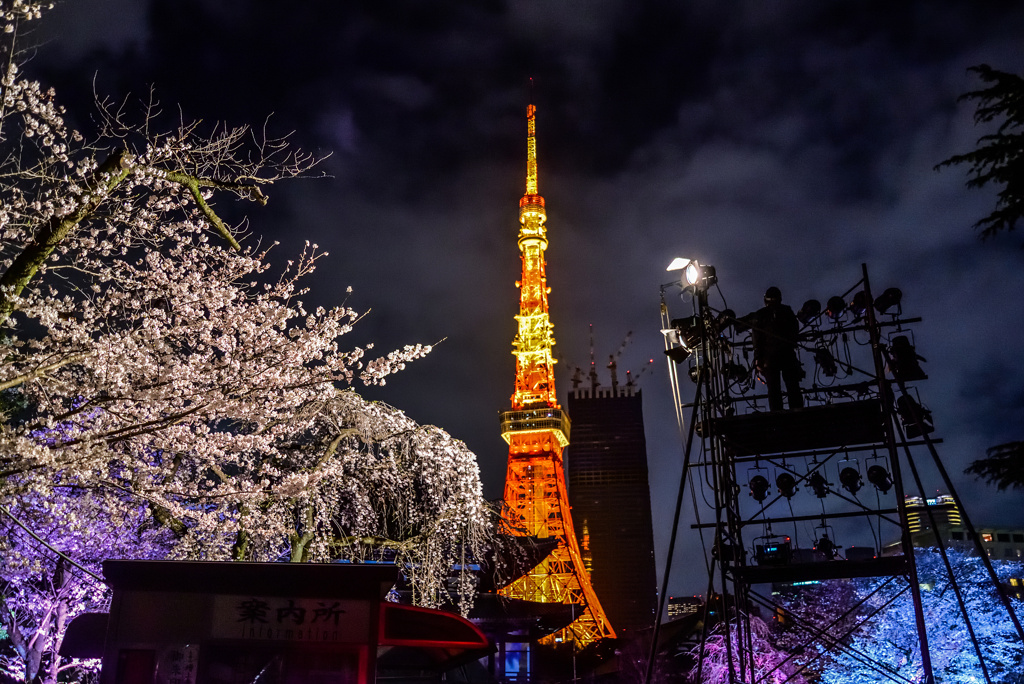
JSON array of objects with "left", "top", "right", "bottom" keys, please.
[{"left": 497, "top": 103, "right": 616, "bottom": 647}]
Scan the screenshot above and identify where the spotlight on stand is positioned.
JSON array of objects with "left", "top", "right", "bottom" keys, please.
[
  {"left": 808, "top": 471, "right": 830, "bottom": 498},
  {"left": 776, "top": 472, "right": 798, "bottom": 499},
  {"left": 749, "top": 474, "right": 771, "bottom": 502},
  {"left": 867, "top": 464, "right": 893, "bottom": 493},
  {"left": 887, "top": 335, "right": 927, "bottom": 382},
  {"left": 797, "top": 299, "right": 821, "bottom": 325},
  {"left": 874, "top": 287, "right": 903, "bottom": 315},
  {"left": 825, "top": 296, "right": 847, "bottom": 320},
  {"left": 666, "top": 257, "right": 717, "bottom": 291}
]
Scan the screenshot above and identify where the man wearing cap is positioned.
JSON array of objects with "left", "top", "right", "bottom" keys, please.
[{"left": 749, "top": 287, "right": 804, "bottom": 411}]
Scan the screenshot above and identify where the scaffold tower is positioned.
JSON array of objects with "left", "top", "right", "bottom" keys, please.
[
  {"left": 647, "top": 261, "right": 1024, "bottom": 684},
  {"left": 497, "top": 102, "right": 616, "bottom": 647}
]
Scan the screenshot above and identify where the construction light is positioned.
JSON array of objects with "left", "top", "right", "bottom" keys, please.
[
  {"left": 839, "top": 467, "right": 863, "bottom": 494},
  {"left": 749, "top": 475, "right": 771, "bottom": 502},
  {"left": 797, "top": 299, "right": 821, "bottom": 325},
  {"left": 776, "top": 473, "right": 798, "bottom": 498},
  {"left": 866, "top": 464, "right": 893, "bottom": 493},
  {"left": 825, "top": 296, "right": 847, "bottom": 320},
  {"left": 808, "top": 471, "right": 830, "bottom": 498},
  {"left": 874, "top": 287, "right": 902, "bottom": 314},
  {"left": 887, "top": 336, "right": 927, "bottom": 382}
]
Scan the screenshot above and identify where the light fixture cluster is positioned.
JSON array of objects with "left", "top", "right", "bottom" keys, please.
[
  {"left": 795, "top": 287, "right": 903, "bottom": 328},
  {"left": 747, "top": 461, "right": 894, "bottom": 502}
]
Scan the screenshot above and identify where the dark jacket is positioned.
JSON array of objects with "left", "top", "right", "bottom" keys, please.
[{"left": 751, "top": 303, "right": 799, "bottom": 365}]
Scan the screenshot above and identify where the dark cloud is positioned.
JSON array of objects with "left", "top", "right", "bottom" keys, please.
[{"left": 29, "top": 0, "right": 1024, "bottom": 596}]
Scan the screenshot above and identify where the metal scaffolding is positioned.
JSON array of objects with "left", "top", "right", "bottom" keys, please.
[{"left": 647, "top": 262, "right": 1023, "bottom": 684}]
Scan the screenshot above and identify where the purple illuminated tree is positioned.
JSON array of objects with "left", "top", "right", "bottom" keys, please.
[
  {"left": 691, "top": 615, "right": 808, "bottom": 684},
  {"left": 0, "top": 490, "right": 174, "bottom": 683},
  {"left": 0, "top": 3, "right": 490, "bottom": 682}
]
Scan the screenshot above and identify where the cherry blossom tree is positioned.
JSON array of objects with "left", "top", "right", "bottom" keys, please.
[{"left": 0, "top": 3, "right": 490, "bottom": 682}]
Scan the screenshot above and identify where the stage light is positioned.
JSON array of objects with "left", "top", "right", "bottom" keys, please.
[
  {"left": 664, "top": 346, "right": 691, "bottom": 364},
  {"left": 814, "top": 534, "right": 839, "bottom": 559},
  {"left": 797, "top": 299, "right": 821, "bottom": 325},
  {"left": 670, "top": 316, "right": 702, "bottom": 350},
  {"left": 663, "top": 316, "right": 702, "bottom": 364},
  {"left": 808, "top": 471, "right": 829, "bottom": 498},
  {"left": 776, "top": 472, "right": 798, "bottom": 498},
  {"left": 749, "top": 475, "right": 771, "bottom": 502},
  {"left": 825, "top": 296, "right": 847, "bottom": 320},
  {"left": 722, "top": 361, "right": 749, "bottom": 383},
  {"left": 839, "top": 467, "right": 863, "bottom": 494},
  {"left": 715, "top": 309, "right": 736, "bottom": 332},
  {"left": 850, "top": 291, "right": 869, "bottom": 319},
  {"left": 814, "top": 346, "right": 838, "bottom": 377},
  {"left": 896, "top": 394, "right": 934, "bottom": 438},
  {"left": 666, "top": 258, "right": 716, "bottom": 290},
  {"left": 666, "top": 257, "right": 692, "bottom": 272},
  {"left": 887, "top": 335, "right": 927, "bottom": 382},
  {"left": 866, "top": 464, "right": 893, "bottom": 493},
  {"left": 688, "top": 364, "right": 703, "bottom": 384},
  {"left": 874, "top": 287, "right": 902, "bottom": 314}
]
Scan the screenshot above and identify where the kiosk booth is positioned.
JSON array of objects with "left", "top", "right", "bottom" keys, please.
[{"left": 61, "top": 560, "right": 489, "bottom": 684}]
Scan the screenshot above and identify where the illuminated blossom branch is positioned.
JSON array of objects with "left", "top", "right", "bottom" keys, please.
[{"left": 0, "top": 3, "right": 491, "bottom": 682}]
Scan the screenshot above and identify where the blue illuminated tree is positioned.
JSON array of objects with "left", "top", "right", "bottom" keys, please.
[{"left": 773, "top": 549, "right": 1024, "bottom": 683}]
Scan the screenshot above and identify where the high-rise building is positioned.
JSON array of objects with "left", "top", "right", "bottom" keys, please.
[
  {"left": 496, "top": 102, "right": 615, "bottom": 648},
  {"left": 905, "top": 494, "right": 962, "bottom": 533},
  {"left": 566, "top": 383, "right": 659, "bottom": 635},
  {"left": 884, "top": 495, "right": 1024, "bottom": 561}
]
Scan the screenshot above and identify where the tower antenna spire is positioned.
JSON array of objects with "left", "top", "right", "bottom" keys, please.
[{"left": 498, "top": 99, "right": 615, "bottom": 647}]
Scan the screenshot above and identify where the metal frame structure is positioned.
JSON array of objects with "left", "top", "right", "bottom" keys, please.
[
  {"left": 647, "top": 263, "right": 1024, "bottom": 684},
  {"left": 497, "top": 103, "right": 615, "bottom": 648}
]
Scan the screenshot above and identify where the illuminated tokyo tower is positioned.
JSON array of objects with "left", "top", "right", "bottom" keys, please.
[{"left": 497, "top": 102, "right": 616, "bottom": 647}]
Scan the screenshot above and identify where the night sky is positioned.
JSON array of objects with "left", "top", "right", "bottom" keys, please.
[{"left": 30, "top": 0, "right": 1024, "bottom": 596}]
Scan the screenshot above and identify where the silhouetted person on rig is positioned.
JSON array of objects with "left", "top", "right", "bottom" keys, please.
[{"left": 748, "top": 286, "right": 804, "bottom": 411}]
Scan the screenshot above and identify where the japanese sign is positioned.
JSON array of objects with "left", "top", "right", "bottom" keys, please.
[{"left": 212, "top": 595, "right": 369, "bottom": 643}]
